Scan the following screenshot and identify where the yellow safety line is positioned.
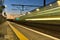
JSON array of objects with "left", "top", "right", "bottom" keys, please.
[{"left": 7, "top": 22, "right": 28, "bottom": 40}]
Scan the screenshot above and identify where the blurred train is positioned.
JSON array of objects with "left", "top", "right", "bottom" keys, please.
[
  {"left": 8, "top": 0, "right": 60, "bottom": 24},
  {"left": 7, "top": 0, "right": 60, "bottom": 33},
  {"left": 13, "top": 0, "right": 60, "bottom": 24}
]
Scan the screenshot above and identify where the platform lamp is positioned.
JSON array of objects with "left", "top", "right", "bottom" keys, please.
[{"left": 57, "top": 0, "right": 60, "bottom": 6}]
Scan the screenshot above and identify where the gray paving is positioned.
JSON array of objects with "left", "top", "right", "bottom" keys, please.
[
  {"left": 0, "top": 22, "right": 18, "bottom": 40},
  {"left": 10, "top": 22, "right": 56, "bottom": 40}
]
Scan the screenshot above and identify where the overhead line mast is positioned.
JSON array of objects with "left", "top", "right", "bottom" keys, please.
[
  {"left": 44, "top": 0, "right": 46, "bottom": 6},
  {"left": 11, "top": 4, "right": 41, "bottom": 14}
]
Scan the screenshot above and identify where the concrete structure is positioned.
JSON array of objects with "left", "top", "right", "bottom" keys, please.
[
  {"left": 26, "top": 0, "right": 60, "bottom": 14},
  {"left": 38, "top": 0, "right": 60, "bottom": 11},
  {"left": 44, "top": 0, "right": 60, "bottom": 10}
]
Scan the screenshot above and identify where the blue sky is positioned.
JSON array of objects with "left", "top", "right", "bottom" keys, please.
[{"left": 4, "top": 0, "right": 56, "bottom": 14}]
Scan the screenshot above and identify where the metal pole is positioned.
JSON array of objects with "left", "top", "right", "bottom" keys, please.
[
  {"left": 44, "top": 0, "right": 46, "bottom": 6},
  {"left": 21, "top": 5, "right": 24, "bottom": 15}
]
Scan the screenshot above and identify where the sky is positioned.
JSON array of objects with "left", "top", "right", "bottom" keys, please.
[{"left": 4, "top": 0, "right": 57, "bottom": 15}]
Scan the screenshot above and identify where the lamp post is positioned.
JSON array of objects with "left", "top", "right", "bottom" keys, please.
[{"left": 11, "top": 4, "right": 41, "bottom": 15}]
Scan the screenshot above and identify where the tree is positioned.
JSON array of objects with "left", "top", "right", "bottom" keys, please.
[{"left": 0, "top": 5, "right": 5, "bottom": 13}]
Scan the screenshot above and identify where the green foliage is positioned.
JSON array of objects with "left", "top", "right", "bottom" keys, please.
[{"left": 0, "top": 6, "right": 5, "bottom": 13}]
